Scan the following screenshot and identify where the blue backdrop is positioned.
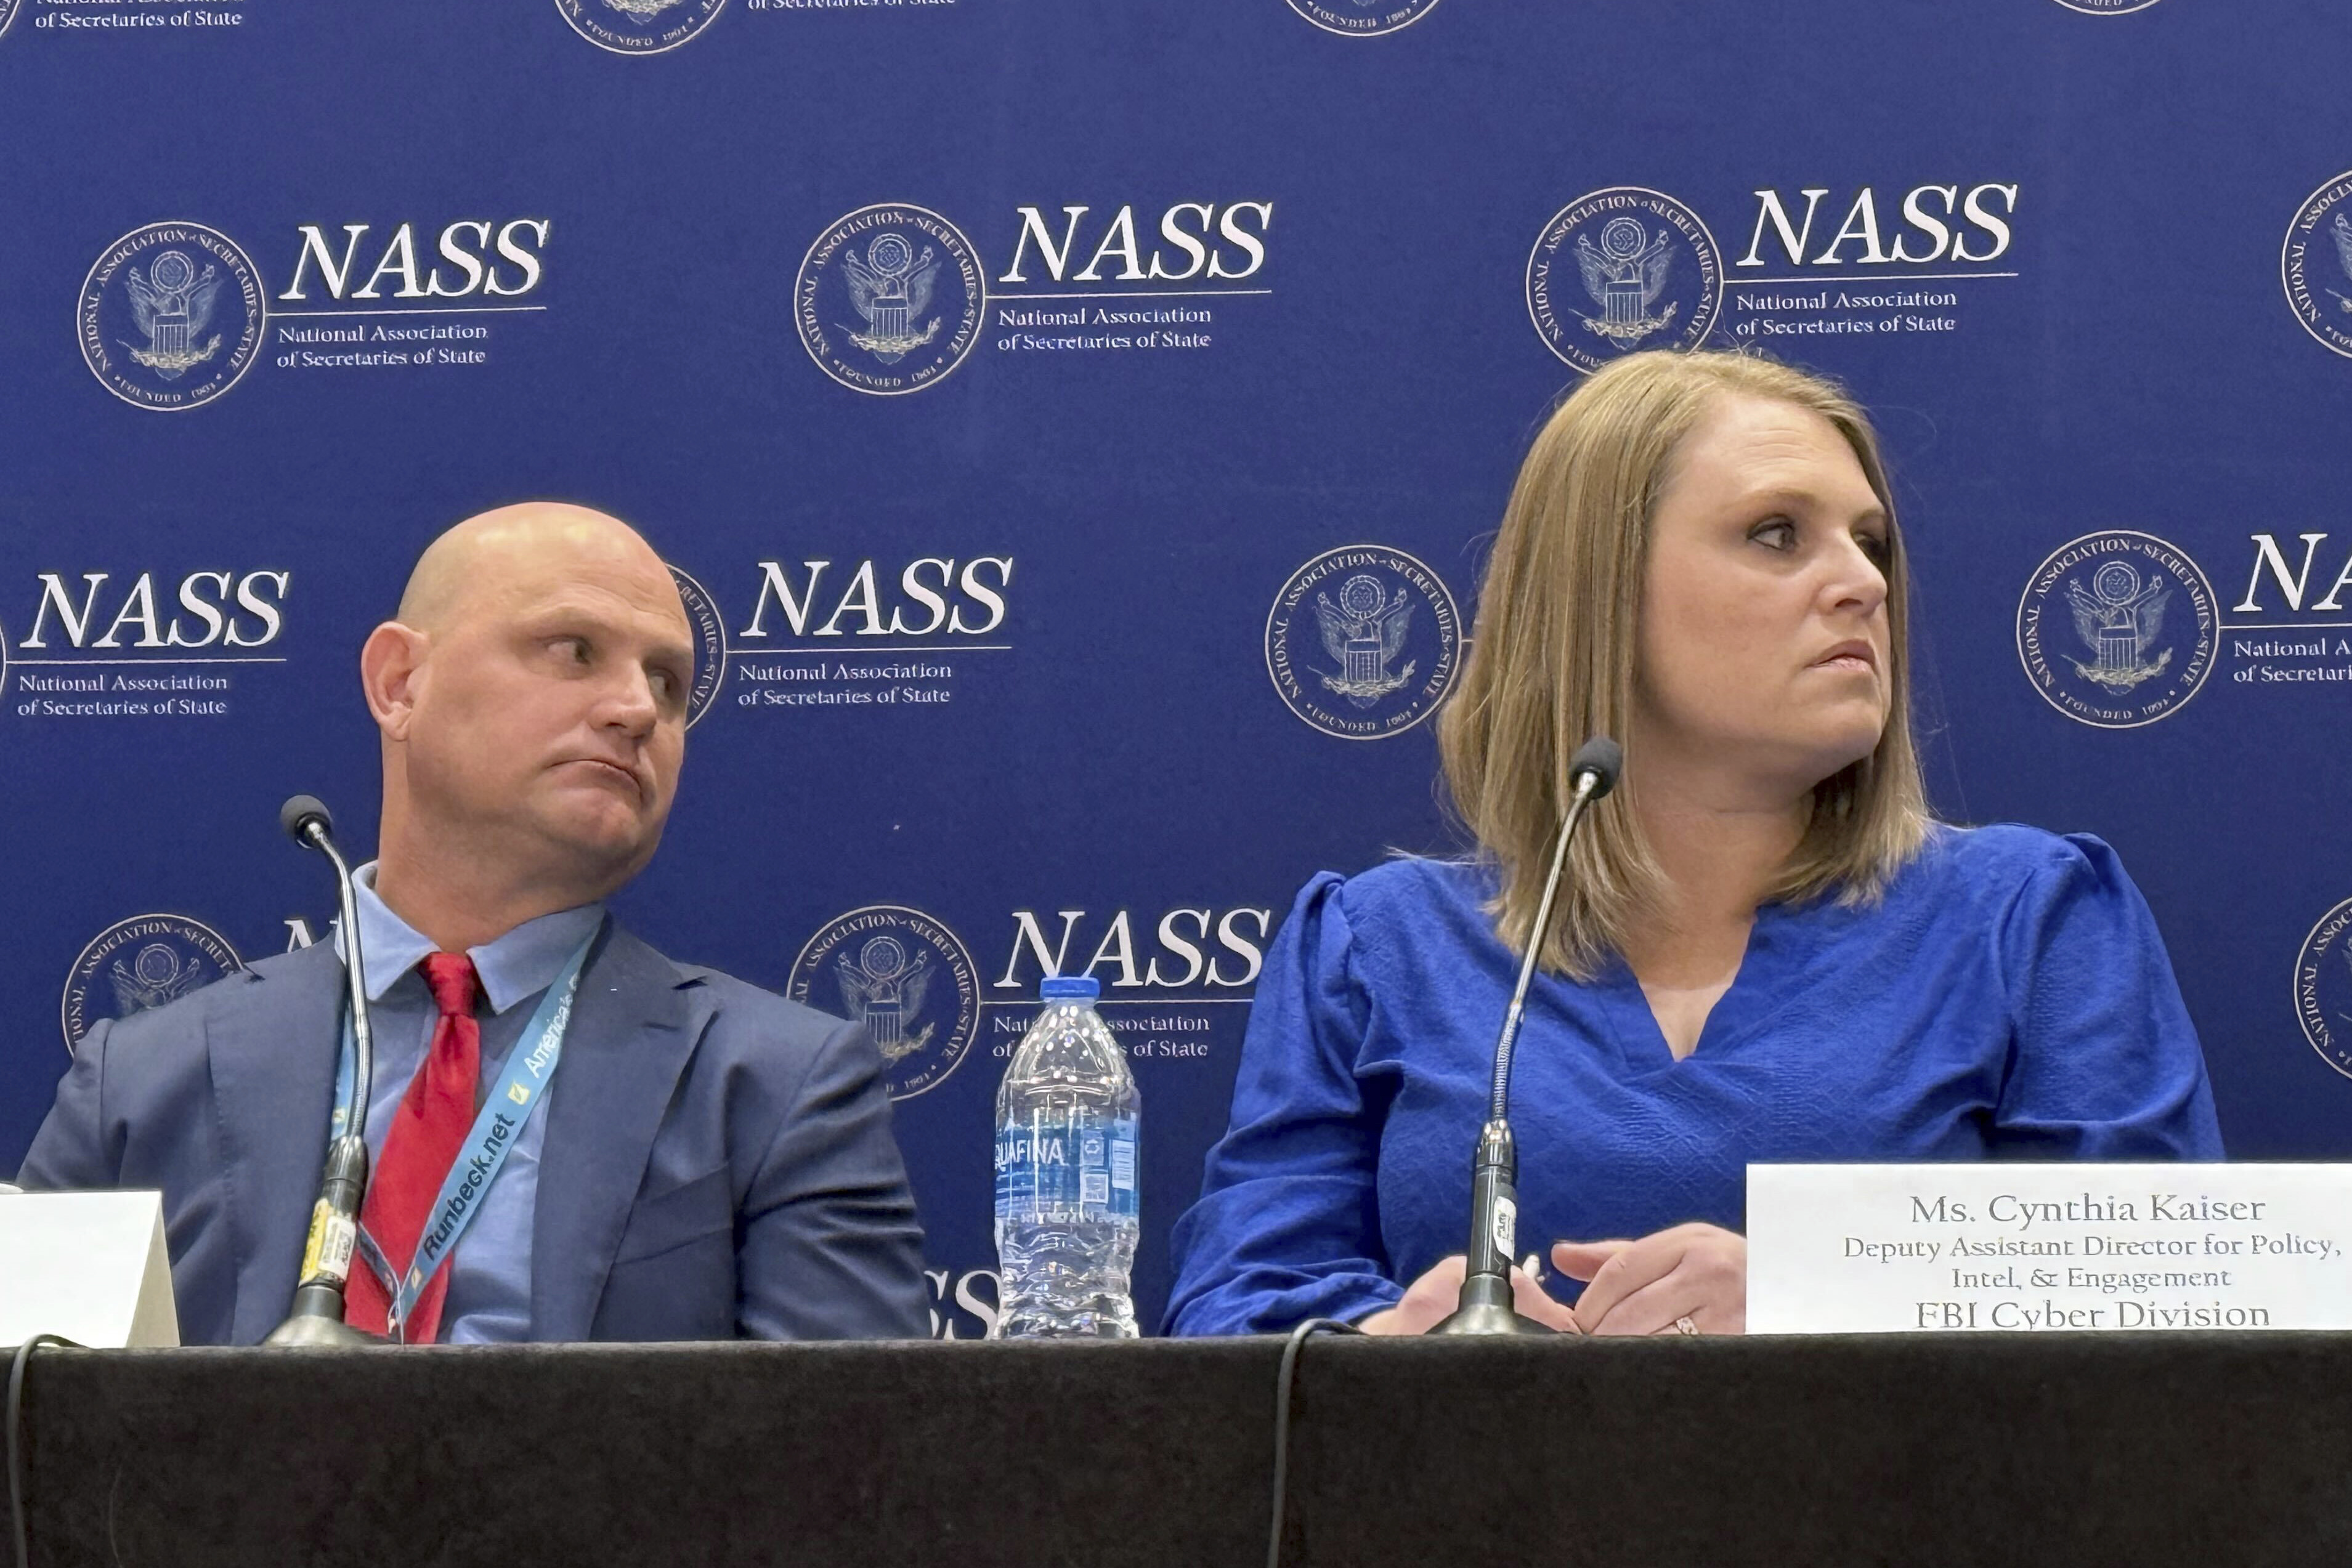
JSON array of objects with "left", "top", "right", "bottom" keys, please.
[{"left": 4, "top": 0, "right": 2350, "bottom": 1336}]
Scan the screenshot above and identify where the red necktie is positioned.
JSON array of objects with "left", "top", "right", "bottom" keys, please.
[{"left": 346, "top": 952, "right": 482, "bottom": 1344}]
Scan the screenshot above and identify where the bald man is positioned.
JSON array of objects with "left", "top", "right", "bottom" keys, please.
[{"left": 20, "top": 504, "right": 931, "bottom": 1344}]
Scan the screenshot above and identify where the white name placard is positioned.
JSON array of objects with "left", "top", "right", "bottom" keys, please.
[
  {"left": 0, "top": 1189, "right": 179, "bottom": 1348},
  {"left": 1748, "top": 1164, "right": 2352, "bottom": 1335}
]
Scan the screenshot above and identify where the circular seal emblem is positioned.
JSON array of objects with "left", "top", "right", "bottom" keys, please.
[
  {"left": 1281, "top": 0, "right": 1443, "bottom": 38},
  {"left": 2048, "top": 0, "right": 2160, "bottom": 12},
  {"left": 1265, "top": 544, "right": 1462, "bottom": 740},
  {"left": 2295, "top": 896, "right": 2352, "bottom": 1081},
  {"left": 796, "top": 204, "right": 987, "bottom": 397},
  {"left": 1527, "top": 187, "right": 1724, "bottom": 374},
  {"left": 78, "top": 222, "right": 266, "bottom": 412},
  {"left": 787, "top": 905, "right": 981, "bottom": 1100},
  {"left": 2282, "top": 169, "right": 2352, "bottom": 361},
  {"left": 61, "top": 913, "right": 243, "bottom": 1054},
  {"left": 667, "top": 563, "right": 729, "bottom": 728},
  {"left": 0, "top": 0, "right": 22, "bottom": 43},
  {"left": 2015, "top": 531, "right": 2218, "bottom": 729},
  {"left": 553, "top": 0, "right": 724, "bottom": 55}
]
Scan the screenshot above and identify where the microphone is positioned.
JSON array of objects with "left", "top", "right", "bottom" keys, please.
[
  {"left": 1431, "top": 736, "right": 1622, "bottom": 1336},
  {"left": 280, "top": 793, "right": 333, "bottom": 846},
  {"left": 263, "top": 795, "right": 382, "bottom": 1348}
]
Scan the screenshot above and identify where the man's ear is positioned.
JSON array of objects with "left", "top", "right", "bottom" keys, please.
[{"left": 360, "top": 621, "right": 429, "bottom": 740}]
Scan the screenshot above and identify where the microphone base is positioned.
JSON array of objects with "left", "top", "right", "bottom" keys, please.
[
  {"left": 263, "top": 1283, "right": 384, "bottom": 1348},
  {"left": 262, "top": 1315, "right": 374, "bottom": 1348},
  {"left": 1427, "top": 1269, "right": 1560, "bottom": 1337},
  {"left": 1427, "top": 1301, "right": 1558, "bottom": 1336}
]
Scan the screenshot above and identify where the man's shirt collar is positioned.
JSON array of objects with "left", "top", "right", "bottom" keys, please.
[{"left": 336, "top": 862, "right": 605, "bottom": 1014}]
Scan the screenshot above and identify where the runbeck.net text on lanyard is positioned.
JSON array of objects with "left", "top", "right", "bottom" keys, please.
[{"left": 334, "top": 926, "right": 598, "bottom": 1343}]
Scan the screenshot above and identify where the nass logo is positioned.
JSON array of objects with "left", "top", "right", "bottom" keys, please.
[
  {"left": 1265, "top": 545, "right": 1462, "bottom": 740},
  {"left": 78, "top": 224, "right": 266, "bottom": 411},
  {"left": 1281, "top": 0, "right": 1442, "bottom": 38},
  {"left": 1527, "top": 188, "right": 1724, "bottom": 376},
  {"left": 788, "top": 905, "right": 983, "bottom": 1100},
  {"left": 62, "top": 914, "right": 243, "bottom": 1053},
  {"left": 2283, "top": 169, "right": 2352, "bottom": 362},
  {"left": 2295, "top": 897, "right": 2352, "bottom": 1081},
  {"left": 667, "top": 564, "right": 729, "bottom": 727},
  {"left": 554, "top": 0, "right": 724, "bottom": 54},
  {"left": 798, "top": 205, "right": 987, "bottom": 397},
  {"left": 2015, "top": 531, "right": 2218, "bottom": 729}
]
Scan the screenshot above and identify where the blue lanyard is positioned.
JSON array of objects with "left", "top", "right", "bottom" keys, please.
[{"left": 334, "top": 924, "right": 599, "bottom": 1339}]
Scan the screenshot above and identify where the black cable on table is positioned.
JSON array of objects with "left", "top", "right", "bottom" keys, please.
[
  {"left": 1267, "top": 1317, "right": 1359, "bottom": 1568},
  {"left": 8, "top": 1335, "right": 74, "bottom": 1568}
]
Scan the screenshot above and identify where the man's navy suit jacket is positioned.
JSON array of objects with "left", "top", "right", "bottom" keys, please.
[{"left": 17, "top": 923, "right": 931, "bottom": 1344}]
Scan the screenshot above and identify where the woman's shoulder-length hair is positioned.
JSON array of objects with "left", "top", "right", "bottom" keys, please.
[{"left": 1435, "top": 348, "right": 1934, "bottom": 980}]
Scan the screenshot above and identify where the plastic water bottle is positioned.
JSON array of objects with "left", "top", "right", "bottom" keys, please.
[{"left": 994, "top": 975, "right": 1140, "bottom": 1338}]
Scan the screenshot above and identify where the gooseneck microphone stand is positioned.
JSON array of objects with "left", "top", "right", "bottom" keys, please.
[
  {"left": 1430, "top": 737, "right": 1622, "bottom": 1336},
  {"left": 263, "top": 794, "right": 382, "bottom": 1348}
]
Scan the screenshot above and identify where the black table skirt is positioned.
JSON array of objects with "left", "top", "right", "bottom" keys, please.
[{"left": 17, "top": 1333, "right": 2352, "bottom": 1567}]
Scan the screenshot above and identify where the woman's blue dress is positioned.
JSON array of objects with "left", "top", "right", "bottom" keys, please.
[{"left": 1164, "top": 825, "right": 2226, "bottom": 1335}]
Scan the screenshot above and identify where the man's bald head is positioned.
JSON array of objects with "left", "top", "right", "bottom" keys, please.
[
  {"left": 361, "top": 501, "right": 696, "bottom": 948},
  {"left": 397, "top": 502, "right": 679, "bottom": 636}
]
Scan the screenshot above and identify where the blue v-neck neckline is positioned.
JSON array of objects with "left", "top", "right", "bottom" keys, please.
[{"left": 1596, "top": 903, "right": 1786, "bottom": 1076}]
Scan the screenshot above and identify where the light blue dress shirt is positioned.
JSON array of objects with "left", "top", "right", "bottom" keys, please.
[{"left": 335, "top": 863, "right": 606, "bottom": 1344}]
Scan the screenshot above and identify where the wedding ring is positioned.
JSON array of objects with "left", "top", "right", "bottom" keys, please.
[{"left": 1673, "top": 1315, "right": 1698, "bottom": 1336}]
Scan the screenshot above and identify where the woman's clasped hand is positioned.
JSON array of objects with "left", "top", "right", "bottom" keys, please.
[
  {"left": 1355, "top": 1254, "right": 1578, "bottom": 1335},
  {"left": 1551, "top": 1224, "right": 1746, "bottom": 1335},
  {"left": 1357, "top": 1223, "right": 1747, "bottom": 1336}
]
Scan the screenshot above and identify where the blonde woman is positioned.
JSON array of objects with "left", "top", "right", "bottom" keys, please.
[{"left": 1165, "top": 350, "right": 2222, "bottom": 1338}]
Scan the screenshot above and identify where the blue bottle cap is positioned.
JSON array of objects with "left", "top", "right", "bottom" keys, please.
[{"left": 1039, "top": 975, "right": 1100, "bottom": 1001}]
